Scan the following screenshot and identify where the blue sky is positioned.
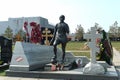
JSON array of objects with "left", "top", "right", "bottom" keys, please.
[{"left": 0, "top": 0, "right": 120, "bottom": 33}]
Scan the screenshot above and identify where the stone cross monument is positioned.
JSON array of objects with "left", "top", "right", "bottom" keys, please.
[
  {"left": 84, "top": 27, "right": 102, "bottom": 63},
  {"left": 83, "top": 27, "right": 105, "bottom": 74},
  {"left": 42, "top": 28, "right": 53, "bottom": 45}
]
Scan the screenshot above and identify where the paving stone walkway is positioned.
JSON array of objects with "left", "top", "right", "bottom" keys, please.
[
  {"left": 113, "top": 48, "right": 120, "bottom": 80},
  {"left": 113, "top": 48, "right": 120, "bottom": 67}
]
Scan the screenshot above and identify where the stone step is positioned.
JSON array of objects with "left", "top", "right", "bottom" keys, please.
[{"left": 6, "top": 66, "right": 118, "bottom": 80}]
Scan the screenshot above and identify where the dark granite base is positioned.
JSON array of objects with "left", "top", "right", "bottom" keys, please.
[
  {"left": 44, "top": 63, "right": 73, "bottom": 71},
  {"left": 0, "top": 64, "right": 9, "bottom": 70},
  {"left": 6, "top": 66, "right": 118, "bottom": 80}
]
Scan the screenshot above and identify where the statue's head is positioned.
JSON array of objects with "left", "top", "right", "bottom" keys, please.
[{"left": 59, "top": 15, "right": 65, "bottom": 22}]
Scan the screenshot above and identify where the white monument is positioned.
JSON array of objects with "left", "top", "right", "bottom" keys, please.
[{"left": 83, "top": 27, "right": 105, "bottom": 74}]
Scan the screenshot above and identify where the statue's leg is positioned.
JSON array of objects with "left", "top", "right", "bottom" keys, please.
[
  {"left": 53, "top": 39, "right": 61, "bottom": 59},
  {"left": 51, "top": 44, "right": 57, "bottom": 64},
  {"left": 53, "top": 44, "right": 57, "bottom": 59},
  {"left": 61, "top": 43, "right": 67, "bottom": 63}
]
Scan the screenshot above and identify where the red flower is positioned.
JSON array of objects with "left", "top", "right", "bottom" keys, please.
[
  {"left": 30, "top": 22, "right": 37, "bottom": 27},
  {"left": 24, "top": 22, "right": 28, "bottom": 26}
]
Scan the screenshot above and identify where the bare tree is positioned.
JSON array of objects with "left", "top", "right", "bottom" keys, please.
[
  {"left": 75, "top": 24, "right": 84, "bottom": 41},
  {"left": 87, "top": 23, "right": 102, "bottom": 33},
  {"left": 108, "top": 21, "right": 120, "bottom": 39}
]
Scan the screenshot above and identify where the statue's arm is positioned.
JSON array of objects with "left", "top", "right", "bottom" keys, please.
[
  {"left": 66, "top": 24, "right": 70, "bottom": 34},
  {"left": 50, "top": 24, "right": 57, "bottom": 45},
  {"left": 53, "top": 25, "right": 57, "bottom": 39}
]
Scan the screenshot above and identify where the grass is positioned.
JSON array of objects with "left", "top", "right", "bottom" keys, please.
[
  {"left": 0, "top": 67, "right": 8, "bottom": 76},
  {"left": 111, "top": 41, "right": 120, "bottom": 51},
  {"left": 73, "top": 52, "right": 90, "bottom": 58},
  {"left": 0, "top": 70, "right": 5, "bottom": 76},
  {"left": 58, "top": 41, "right": 90, "bottom": 58},
  {"left": 58, "top": 41, "right": 89, "bottom": 51},
  {"left": 65, "top": 41, "right": 90, "bottom": 58},
  {"left": 66, "top": 41, "right": 86, "bottom": 50}
]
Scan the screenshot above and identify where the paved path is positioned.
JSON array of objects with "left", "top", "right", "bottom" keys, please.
[
  {"left": 0, "top": 48, "right": 120, "bottom": 80},
  {"left": 113, "top": 48, "right": 120, "bottom": 67},
  {"left": 113, "top": 48, "right": 120, "bottom": 80}
]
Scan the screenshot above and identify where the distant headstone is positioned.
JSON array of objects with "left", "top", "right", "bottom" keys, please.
[
  {"left": 83, "top": 27, "right": 105, "bottom": 74},
  {"left": 9, "top": 41, "right": 63, "bottom": 71}
]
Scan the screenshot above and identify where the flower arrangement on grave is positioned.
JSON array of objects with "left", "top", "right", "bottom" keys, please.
[
  {"left": 97, "top": 30, "right": 113, "bottom": 65},
  {"left": 30, "top": 22, "right": 42, "bottom": 44}
]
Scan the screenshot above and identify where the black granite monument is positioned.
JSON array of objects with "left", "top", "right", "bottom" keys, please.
[{"left": 0, "top": 36, "right": 12, "bottom": 64}]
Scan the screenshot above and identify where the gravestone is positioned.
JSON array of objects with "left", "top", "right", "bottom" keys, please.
[
  {"left": 9, "top": 41, "right": 63, "bottom": 71},
  {"left": 83, "top": 27, "right": 105, "bottom": 74},
  {"left": 0, "top": 36, "right": 12, "bottom": 64},
  {"left": 6, "top": 41, "right": 118, "bottom": 80}
]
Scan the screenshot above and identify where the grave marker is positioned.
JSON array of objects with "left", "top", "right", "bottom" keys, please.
[
  {"left": 0, "top": 36, "right": 12, "bottom": 63},
  {"left": 83, "top": 27, "right": 105, "bottom": 74},
  {"left": 84, "top": 27, "right": 102, "bottom": 63},
  {"left": 9, "top": 41, "right": 62, "bottom": 71}
]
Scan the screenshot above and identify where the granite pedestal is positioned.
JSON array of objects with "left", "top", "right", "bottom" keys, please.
[
  {"left": 6, "top": 65, "right": 118, "bottom": 80},
  {"left": 9, "top": 42, "right": 64, "bottom": 71}
]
